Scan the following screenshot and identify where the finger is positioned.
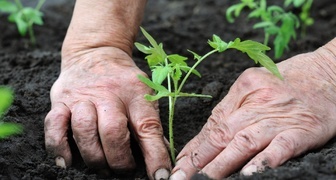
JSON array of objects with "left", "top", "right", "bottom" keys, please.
[
  {"left": 240, "top": 129, "right": 324, "bottom": 176},
  {"left": 44, "top": 102, "right": 72, "bottom": 168},
  {"left": 97, "top": 101, "right": 136, "bottom": 173},
  {"left": 171, "top": 107, "right": 260, "bottom": 178},
  {"left": 71, "top": 101, "right": 107, "bottom": 169},
  {"left": 128, "top": 97, "right": 171, "bottom": 180}
]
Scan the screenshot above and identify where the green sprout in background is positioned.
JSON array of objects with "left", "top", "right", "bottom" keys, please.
[
  {"left": 0, "top": 86, "right": 22, "bottom": 139},
  {"left": 284, "top": 0, "right": 314, "bottom": 37},
  {"left": 135, "top": 27, "right": 282, "bottom": 163},
  {"left": 0, "top": 0, "right": 45, "bottom": 45},
  {"left": 226, "top": 0, "right": 314, "bottom": 59}
]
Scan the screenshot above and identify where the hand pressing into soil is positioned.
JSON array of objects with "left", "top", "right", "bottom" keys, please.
[
  {"left": 170, "top": 38, "right": 336, "bottom": 180},
  {"left": 44, "top": 47, "right": 171, "bottom": 178},
  {"left": 44, "top": 0, "right": 171, "bottom": 180}
]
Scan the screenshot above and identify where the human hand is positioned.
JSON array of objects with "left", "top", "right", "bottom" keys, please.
[
  {"left": 44, "top": 47, "right": 171, "bottom": 179},
  {"left": 170, "top": 41, "right": 336, "bottom": 179}
]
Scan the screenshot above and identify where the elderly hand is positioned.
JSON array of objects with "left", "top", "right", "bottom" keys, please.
[
  {"left": 170, "top": 39, "right": 336, "bottom": 179},
  {"left": 44, "top": 47, "right": 171, "bottom": 179}
]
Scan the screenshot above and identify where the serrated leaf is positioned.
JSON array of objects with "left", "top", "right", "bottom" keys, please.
[
  {"left": 137, "top": 27, "right": 167, "bottom": 67},
  {"left": 167, "top": 54, "right": 188, "bottom": 66},
  {"left": 228, "top": 39, "right": 282, "bottom": 79},
  {"left": 208, "top": 35, "right": 227, "bottom": 52},
  {"left": 152, "top": 66, "right": 169, "bottom": 85},
  {"left": 172, "top": 64, "right": 182, "bottom": 81}
]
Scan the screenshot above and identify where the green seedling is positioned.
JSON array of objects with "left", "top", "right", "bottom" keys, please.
[
  {"left": 0, "top": 86, "right": 22, "bottom": 139},
  {"left": 226, "top": 0, "right": 300, "bottom": 58},
  {"left": 284, "top": 0, "right": 314, "bottom": 37},
  {"left": 0, "top": 0, "right": 45, "bottom": 45},
  {"left": 135, "top": 27, "right": 282, "bottom": 162}
]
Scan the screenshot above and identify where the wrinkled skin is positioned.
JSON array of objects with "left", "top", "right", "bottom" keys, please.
[
  {"left": 44, "top": 47, "right": 171, "bottom": 179},
  {"left": 170, "top": 42, "right": 336, "bottom": 179}
]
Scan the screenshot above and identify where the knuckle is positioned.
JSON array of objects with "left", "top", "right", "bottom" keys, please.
[
  {"left": 208, "top": 124, "right": 231, "bottom": 149},
  {"left": 135, "top": 118, "right": 163, "bottom": 137},
  {"left": 71, "top": 116, "right": 96, "bottom": 131},
  {"left": 273, "top": 135, "right": 296, "bottom": 156},
  {"left": 101, "top": 120, "right": 128, "bottom": 141},
  {"left": 232, "top": 131, "right": 259, "bottom": 154}
]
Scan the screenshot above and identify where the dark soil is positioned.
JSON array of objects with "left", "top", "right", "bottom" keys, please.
[{"left": 1, "top": 0, "right": 336, "bottom": 179}]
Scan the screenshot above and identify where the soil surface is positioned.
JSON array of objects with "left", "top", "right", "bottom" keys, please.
[{"left": 1, "top": 0, "right": 336, "bottom": 179}]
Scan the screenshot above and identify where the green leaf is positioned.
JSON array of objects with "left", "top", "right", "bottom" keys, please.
[
  {"left": 136, "top": 27, "right": 167, "bottom": 67},
  {"left": 253, "top": 21, "right": 274, "bottom": 29},
  {"left": 208, "top": 35, "right": 227, "bottom": 52},
  {"left": 172, "top": 64, "right": 182, "bottom": 81},
  {"left": 0, "top": 86, "right": 13, "bottom": 117},
  {"left": 22, "top": 7, "right": 43, "bottom": 25},
  {"left": 138, "top": 75, "right": 169, "bottom": 93},
  {"left": 144, "top": 90, "right": 171, "bottom": 101},
  {"left": 0, "top": 122, "right": 23, "bottom": 139},
  {"left": 226, "top": 4, "right": 241, "bottom": 23},
  {"left": 167, "top": 54, "right": 188, "bottom": 66},
  {"left": 180, "top": 66, "right": 201, "bottom": 78},
  {"left": 134, "top": 42, "right": 151, "bottom": 54},
  {"left": 8, "top": 12, "right": 28, "bottom": 36},
  {"left": 152, "top": 66, "right": 170, "bottom": 85},
  {"left": 187, "top": 50, "right": 201, "bottom": 60},
  {"left": 228, "top": 39, "right": 283, "bottom": 79},
  {"left": 0, "top": 0, "right": 17, "bottom": 13}
]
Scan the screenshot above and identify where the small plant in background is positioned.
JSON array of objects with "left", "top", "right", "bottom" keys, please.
[
  {"left": 0, "top": 86, "right": 22, "bottom": 139},
  {"left": 226, "top": 0, "right": 313, "bottom": 59},
  {"left": 135, "top": 27, "right": 282, "bottom": 162},
  {"left": 284, "top": 0, "right": 314, "bottom": 36},
  {"left": 0, "top": 0, "right": 45, "bottom": 45}
]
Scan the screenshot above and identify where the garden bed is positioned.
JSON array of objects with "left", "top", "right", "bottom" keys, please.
[{"left": 0, "top": 0, "right": 336, "bottom": 179}]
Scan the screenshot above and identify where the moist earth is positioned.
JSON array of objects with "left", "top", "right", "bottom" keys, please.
[{"left": 0, "top": 0, "right": 336, "bottom": 179}]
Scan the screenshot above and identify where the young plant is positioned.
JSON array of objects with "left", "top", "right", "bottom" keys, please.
[
  {"left": 226, "top": 0, "right": 300, "bottom": 58},
  {"left": 284, "top": 0, "right": 314, "bottom": 36},
  {"left": 0, "top": 0, "right": 45, "bottom": 45},
  {"left": 135, "top": 27, "right": 282, "bottom": 162},
  {"left": 0, "top": 86, "right": 23, "bottom": 139}
]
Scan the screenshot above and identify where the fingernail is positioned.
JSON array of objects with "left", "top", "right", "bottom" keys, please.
[
  {"left": 154, "top": 168, "right": 170, "bottom": 180},
  {"left": 175, "top": 156, "right": 186, "bottom": 166},
  {"left": 241, "top": 165, "right": 258, "bottom": 176},
  {"left": 55, "top": 156, "right": 66, "bottom": 169},
  {"left": 169, "top": 169, "right": 186, "bottom": 180}
]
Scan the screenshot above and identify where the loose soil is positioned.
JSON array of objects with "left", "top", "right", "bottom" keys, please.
[{"left": 1, "top": 0, "right": 336, "bottom": 179}]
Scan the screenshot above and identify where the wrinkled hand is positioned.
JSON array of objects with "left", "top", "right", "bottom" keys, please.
[
  {"left": 44, "top": 47, "right": 171, "bottom": 179},
  {"left": 170, "top": 44, "right": 336, "bottom": 179}
]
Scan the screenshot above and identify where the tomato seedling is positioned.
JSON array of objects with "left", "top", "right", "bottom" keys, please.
[
  {"left": 0, "top": 86, "right": 22, "bottom": 139},
  {"left": 226, "top": 0, "right": 302, "bottom": 58},
  {"left": 284, "top": 0, "right": 314, "bottom": 37},
  {"left": 0, "top": 0, "right": 45, "bottom": 45},
  {"left": 135, "top": 27, "right": 282, "bottom": 162}
]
